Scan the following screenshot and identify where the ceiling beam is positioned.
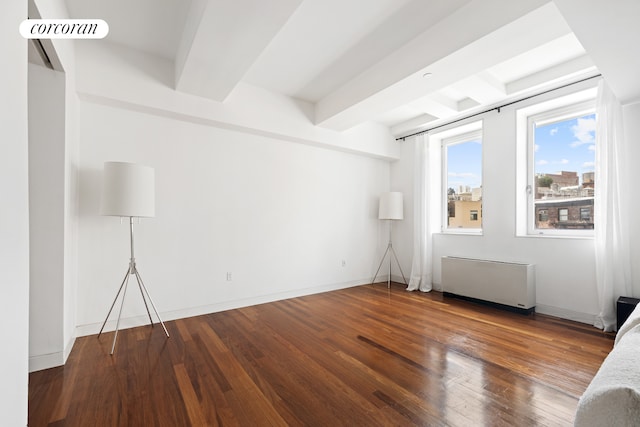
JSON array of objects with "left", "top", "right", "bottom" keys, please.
[
  {"left": 454, "top": 72, "right": 507, "bottom": 105},
  {"left": 390, "top": 113, "right": 438, "bottom": 137},
  {"left": 554, "top": 0, "right": 640, "bottom": 104},
  {"left": 314, "top": 0, "right": 569, "bottom": 131},
  {"left": 409, "top": 93, "right": 459, "bottom": 119},
  {"left": 174, "top": 0, "right": 302, "bottom": 102},
  {"left": 506, "top": 54, "right": 596, "bottom": 95}
]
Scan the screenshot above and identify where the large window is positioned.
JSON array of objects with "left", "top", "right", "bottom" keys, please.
[
  {"left": 523, "top": 98, "right": 596, "bottom": 236},
  {"left": 443, "top": 130, "right": 482, "bottom": 233}
]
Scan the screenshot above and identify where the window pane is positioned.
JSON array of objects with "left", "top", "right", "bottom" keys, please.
[
  {"left": 446, "top": 138, "right": 482, "bottom": 229},
  {"left": 533, "top": 113, "right": 595, "bottom": 230},
  {"left": 580, "top": 207, "right": 591, "bottom": 221},
  {"left": 538, "top": 209, "right": 548, "bottom": 222},
  {"left": 559, "top": 208, "right": 568, "bottom": 222}
]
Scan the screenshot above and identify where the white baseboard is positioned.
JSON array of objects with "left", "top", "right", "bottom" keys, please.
[
  {"left": 535, "top": 304, "right": 597, "bottom": 325},
  {"left": 29, "top": 352, "right": 64, "bottom": 373},
  {"left": 434, "top": 278, "right": 596, "bottom": 325},
  {"left": 29, "top": 335, "right": 76, "bottom": 373},
  {"left": 75, "top": 278, "right": 370, "bottom": 337},
  {"left": 373, "top": 274, "right": 410, "bottom": 287}
]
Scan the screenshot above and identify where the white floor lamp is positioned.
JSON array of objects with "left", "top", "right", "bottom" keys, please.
[
  {"left": 98, "top": 161, "right": 169, "bottom": 355},
  {"left": 371, "top": 192, "right": 408, "bottom": 288}
]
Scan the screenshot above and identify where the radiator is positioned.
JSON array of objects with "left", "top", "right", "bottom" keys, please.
[{"left": 441, "top": 256, "right": 535, "bottom": 311}]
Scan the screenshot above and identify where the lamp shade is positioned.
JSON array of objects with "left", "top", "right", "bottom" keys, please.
[
  {"left": 378, "top": 192, "right": 403, "bottom": 220},
  {"left": 100, "top": 162, "right": 155, "bottom": 217}
]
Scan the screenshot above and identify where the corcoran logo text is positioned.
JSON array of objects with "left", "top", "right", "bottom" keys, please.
[{"left": 20, "top": 19, "right": 109, "bottom": 39}]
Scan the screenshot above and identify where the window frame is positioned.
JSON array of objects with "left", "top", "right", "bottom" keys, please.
[
  {"left": 441, "top": 129, "right": 483, "bottom": 235},
  {"left": 521, "top": 97, "right": 596, "bottom": 238}
]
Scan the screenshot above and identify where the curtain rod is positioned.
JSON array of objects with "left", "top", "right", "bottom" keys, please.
[{"left": 396, "top": 74, "right": 602, "bottom": 141}]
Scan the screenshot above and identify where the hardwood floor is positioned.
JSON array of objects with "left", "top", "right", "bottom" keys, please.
[{"left": 29, "top": 283, "right": 613, "bottom": 426}]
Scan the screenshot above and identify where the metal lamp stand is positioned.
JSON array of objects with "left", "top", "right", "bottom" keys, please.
[
  {"left": 371, "top": 220, "right": 408, "bottom": 288},
  {"left": 98, "top": 216, "right": 169, "bottom": 354}
]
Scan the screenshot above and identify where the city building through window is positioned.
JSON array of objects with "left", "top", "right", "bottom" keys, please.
[
  {"left": 443, "top": 130, "right": 482, "bottom": 232},
  {"left": 521, "top": 96, "right": 596, "bottom": 236}
]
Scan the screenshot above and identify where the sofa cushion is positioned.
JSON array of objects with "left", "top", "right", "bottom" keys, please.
[{"left": 575, "top": 326, "right": 640, "bottom": 426}]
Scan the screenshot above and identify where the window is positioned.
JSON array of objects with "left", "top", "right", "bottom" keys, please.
[
  {"left": 518, "top": 92, "right": 596, "bottom": 237},
  {"left": 538, "top": 209, "right": 548, "bottom": 222},
  {"left": 559, "top": 208, "right": 568, "bottom": 222},
  {"left": 580, "top": 207, "right": 591, "bottom": 221},
  {"left": 442, "top": 129, "right": 482, "bottom": 232}
]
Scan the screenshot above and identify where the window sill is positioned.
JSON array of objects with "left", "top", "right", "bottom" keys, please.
[
  {"left": 516, "top": 232, "right": 594, "bottom": 240},
  {"left": 440, "top": 229, "right": 483, "bottom": 236}
]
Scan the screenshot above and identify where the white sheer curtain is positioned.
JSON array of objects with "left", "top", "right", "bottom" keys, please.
[
  {"left": 407, "top": 134, "right": 432, "bottom": 292},
  {"left": 594, "top": 80, "right": 632, "bottom": 331}
]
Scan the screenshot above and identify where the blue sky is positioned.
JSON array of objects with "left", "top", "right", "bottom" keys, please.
[
  {"left": 534, "top": 113, "right": 596, "bottom": 183},
  {"left": 446, "top": 113, "right": 596, "bottom": 192},
  {"left": 446, "top": 138, "right": 482, "bottom": 191}
]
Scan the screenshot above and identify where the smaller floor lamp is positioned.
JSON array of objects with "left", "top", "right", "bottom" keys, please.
[
  {"left": 98, "top": 161, "right": 169, "bottom": 355},
  {"left": 371, "top": 192, "right": 408, "bottom": 288}
]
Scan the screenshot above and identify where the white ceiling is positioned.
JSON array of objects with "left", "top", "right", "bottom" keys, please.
[{"left": 63, "top": 0, "right": 617, "bottom": 137}]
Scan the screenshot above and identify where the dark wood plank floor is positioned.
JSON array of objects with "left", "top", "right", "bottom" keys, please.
[{"left": 29, "top": 283, "right": 614, "bottom": 426}]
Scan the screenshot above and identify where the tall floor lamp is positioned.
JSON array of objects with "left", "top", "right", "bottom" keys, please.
[
  {"left": 98, "top": 161, "right": 169, "bottom": 355},
  {"left": 371, "top": 192, "right": 408, "bottom": 288}
]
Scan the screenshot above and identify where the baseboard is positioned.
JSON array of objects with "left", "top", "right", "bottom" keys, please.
[
  {"left": 75, "top": 278, "right": 371, "bottom": 337},
  {"left": 372, "top": 274, "right": 410, "bottom": 287},
  {"left": 29, "top": 335, "right": 77, "bottom": 372},
  {"left": 434, "top": 276, "right": 596, "bottom": 325},
  {"left": 29, "top": 352, "right": 64, "bottom": 373},
  {"left": 63, "top": 335, "right": 76, "bottom": 364},
  {"left": 443, "top": 292, "right": 535, "bottom": 315},
  {"left": 535, "top": 304, "right": 597, "bottom": 325}
]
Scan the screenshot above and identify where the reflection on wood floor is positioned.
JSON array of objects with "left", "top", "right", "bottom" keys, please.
[{"left": 29, "top": 283, "right": 613, "bottom": 426}]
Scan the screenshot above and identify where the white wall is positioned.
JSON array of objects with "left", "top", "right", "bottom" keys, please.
[
  {"left": 28, "top": 64, "right": 66, "bottom": 369},
  {"left": 75, "top": 100, "right": 390, "bottom": 334},
  {"left": 392, "top": 81, "right": 602, "bottom": 323},
  {"left": 67, "top": 40, "right": 395, "bottom": 335},
  {"left": 75, "top": 42, "right": 400, "bottom": 161},
  {"left": 389, "top": 136, "right": 416, "bottom": 283},
  {"left": 0, "top": 1, "right": 30, "bottom": 424},
  {"left": 623, "top": 101, "right": 640, "bottom": 298},
  {"left": 27, "top": 0, "right": 81, "bottom": 372}
]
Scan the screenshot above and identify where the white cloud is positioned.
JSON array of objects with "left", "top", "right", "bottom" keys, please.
[
  {"left": 570, "top": 117, "right": 596, "bottom": 147},
  {"left": 534, "top": 144, "right": 540, "bottom": 152},
  {"left": 550, "top": 127, "right": 559, "bottom": 136},
  {"left": 560, "top": 159, "right": 569, "bottom": 164},
  {"left": 588, "top": 145, "right": 596, "bottom": 151},
  {"left": 537, "top": 159, "right": 549, "bottom": 165},
  {"left": 583, "top": 161, "right": 595, "bottom": 168}
]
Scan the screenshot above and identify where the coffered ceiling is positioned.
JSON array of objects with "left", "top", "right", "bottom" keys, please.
[{"left": 64, "top": 0, "right": 605, "bottom": 137}]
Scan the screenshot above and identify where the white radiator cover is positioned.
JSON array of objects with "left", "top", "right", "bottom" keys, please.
[{"left": 441, "top": 257, "right": 536, "bottom": 310}]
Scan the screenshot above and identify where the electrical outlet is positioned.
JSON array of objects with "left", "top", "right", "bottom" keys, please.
[{"left": 226, "top": 272, "right": 232, "bottom": 281}]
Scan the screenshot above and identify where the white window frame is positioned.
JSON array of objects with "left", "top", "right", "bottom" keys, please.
[
  {"left": 516, "top": 89, "right": 596, "bottom": 238},
  {"left": 442, "top": 129, "right": 483, "bottom": 235}
]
